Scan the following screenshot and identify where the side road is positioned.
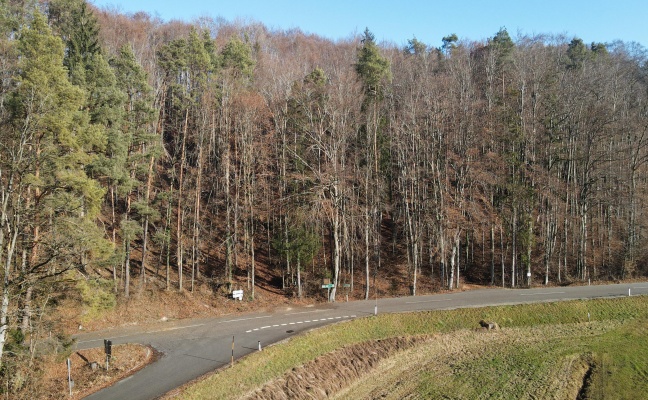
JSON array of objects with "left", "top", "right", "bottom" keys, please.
[{"left": 75, "top": 282, "right": 648, "bottom": 400}]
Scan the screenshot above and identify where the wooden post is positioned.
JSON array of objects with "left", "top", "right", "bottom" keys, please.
[
  {"left": 104, "top": 339, "right": 112, "bottom": 370},
  {"left": 67, "top": 358, "right": 73, "bottom": 396}
]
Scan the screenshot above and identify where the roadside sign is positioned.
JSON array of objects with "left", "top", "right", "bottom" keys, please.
[
  {"left": 104, "top": 339, "right": 112, "bottom": 356},
  {"left": 343, "top": 284, "right": 350, "bottom": 288},
  {"left": 232, "top": 289, "right": 244, "bottom": 300},
  {"left": 321, "top": 284, "right": 335, "bottom": 289}
]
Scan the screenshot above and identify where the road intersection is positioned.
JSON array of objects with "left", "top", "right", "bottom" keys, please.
[{"left": 76, "top": 282, "right": 648, "bottom": 400}]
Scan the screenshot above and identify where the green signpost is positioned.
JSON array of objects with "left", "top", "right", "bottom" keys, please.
[{"left": 321, "top": 283, "right": 335, "bottom": 301}]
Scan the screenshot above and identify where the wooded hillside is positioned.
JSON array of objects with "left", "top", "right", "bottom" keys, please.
[{"left": 1, "top": 1, "right": 647, "bottom": 394}]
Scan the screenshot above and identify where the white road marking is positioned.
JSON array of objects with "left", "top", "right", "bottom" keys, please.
[
  {"left": 244, "top": 315, "right": 358, "bottom": 334},
  {"left": 519, "top": 291, "right": 566, "bottom": 296}
]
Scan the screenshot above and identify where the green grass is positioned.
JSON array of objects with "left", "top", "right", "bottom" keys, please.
[
  {"left": 585, "top": 318, "right": 648, "bottom": 399},
  {"left": 180, "top": 296, "right": 648, "bottom": 399},
  {"left": 408, "top": 317, "right": 648, "bottom": 399}
]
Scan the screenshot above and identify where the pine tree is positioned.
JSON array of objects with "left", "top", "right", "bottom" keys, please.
[
  {"left": 1, "top": 10, "right": 108, "bottom": 368},
  {"left": 111, "top": 44, "right": 158, "bottom": 291}
]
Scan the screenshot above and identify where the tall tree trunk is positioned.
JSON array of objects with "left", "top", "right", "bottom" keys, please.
[
  {"left": 329, "top": 184, "right": 342, "bottom": 302},
  {"left": 124, "top": 240, "right": 131, "bottom": 298},
  {"left": 111, "top": 186, "right": 117, "bottom": 285},
  {"left": 176, "top": 109, "right": 189, "bottom": 291},
  {"left": 0, "top": 224, "right": 19, "bottom": 367},
  {"left": 490, "top": 226, "right": 495, "bottom": 285},
  {"left": 364, "top": 175, "right": 370, "bottom": 300},
  {"left": 140, "top": 155, "right": 155, "bottom": 290},
  {"left": 449, "top": 238, "right": 456, "bottom": 290},
  {"left": 511, "top": 206, "right": 517, "bottom": 288}
]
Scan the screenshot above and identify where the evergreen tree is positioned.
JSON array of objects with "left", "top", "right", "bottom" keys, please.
[
  {"left": 441, "top": 33, "right": 458, "bottom": 55},
  {"left": 220, "top": 35, "right": 255, "bottom": 79},
  {"left": 1, "top": 10, "right": 108, "bottom": 369},
  {"left": 566, "top": 38, "right": 588, "bottom": 69},
  {"left": 112, "top": 44, "right": 159, "bottom": 291},
  {"left": 49, "top": 0, "right": 101, "bottom": 80},
  {"left": 355, "top": 28, "right": 391, "bottom": 97},
  {"left": 489, "top": 27, "right": 515, "bottom": 70}
]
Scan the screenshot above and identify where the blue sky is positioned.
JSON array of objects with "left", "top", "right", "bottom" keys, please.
[{"left": 90, "top": 0, "right": 648, "bottom": 48}]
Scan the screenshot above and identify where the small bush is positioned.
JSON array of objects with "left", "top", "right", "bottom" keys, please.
[{"left": 77, "top": 278, "right": 116, "bottom": 322}]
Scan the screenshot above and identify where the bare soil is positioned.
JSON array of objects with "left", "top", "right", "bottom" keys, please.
[{"left": 242, "top": 336, "right": 431, "bottom": 400}]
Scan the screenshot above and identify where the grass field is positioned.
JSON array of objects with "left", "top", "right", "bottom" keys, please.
[{"left": 177, "top": 296, "right": 648, "bottom": 399}]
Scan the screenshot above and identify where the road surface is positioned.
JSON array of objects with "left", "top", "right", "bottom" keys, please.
[{"left": 75, "top": 282, "right": 648, "bottom": 399}]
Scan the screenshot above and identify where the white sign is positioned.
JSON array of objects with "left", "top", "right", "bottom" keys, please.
[{"left": 232, "top": 290, "right": 244, "bottom": 300}]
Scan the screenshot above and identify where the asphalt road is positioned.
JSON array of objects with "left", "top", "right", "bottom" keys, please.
[{"left": 75, "top": 282, "right": 648, "bottom": 400}]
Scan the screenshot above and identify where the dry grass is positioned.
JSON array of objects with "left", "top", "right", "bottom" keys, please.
[{"left": 39, "top": 343, "right": 154, "bottom": 399}]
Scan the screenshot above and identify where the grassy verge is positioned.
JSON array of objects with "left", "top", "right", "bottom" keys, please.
[
  {"left": 397, "top": 319, "right": 648, "bottom": 400},
  {"left": 179, "top": 296, "right": 648, "bottom": 399}
]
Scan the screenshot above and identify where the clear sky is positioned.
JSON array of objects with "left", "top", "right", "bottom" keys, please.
[{"left": 90, "top": 0, "right": 648, "bottom": 48}]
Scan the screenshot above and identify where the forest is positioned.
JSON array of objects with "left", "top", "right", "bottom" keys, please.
[{"left": 1, "top": 0, "right": 647, "bottom": 393}]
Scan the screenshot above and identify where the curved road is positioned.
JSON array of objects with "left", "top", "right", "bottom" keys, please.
[{"left": 75, "top": 282, "right": 648, "bottom": 400}]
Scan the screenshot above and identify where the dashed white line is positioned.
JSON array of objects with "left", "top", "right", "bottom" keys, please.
[{"left": 244, "top": 315, "right": 357, "bottom": 334}]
